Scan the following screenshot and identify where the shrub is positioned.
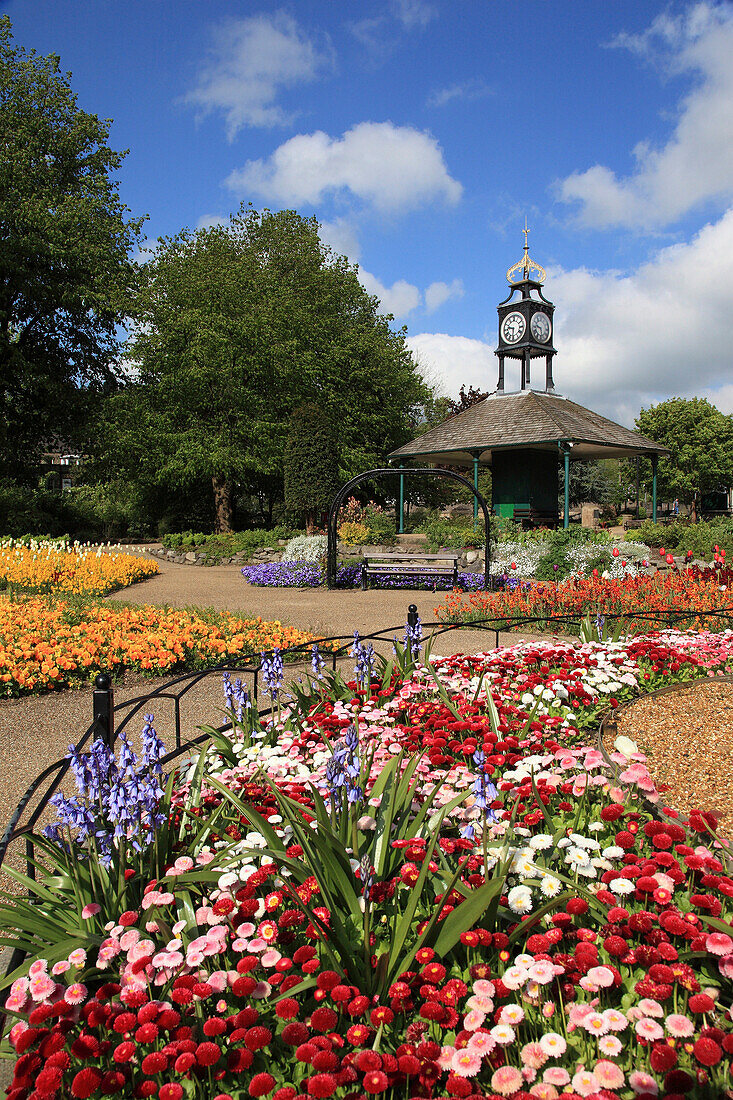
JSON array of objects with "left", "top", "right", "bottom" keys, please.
[
  {"left": 282, "top": 534, "right": 327, "bottom": 562},
  {"left": 630, "top": 517, "right": 733, "bottom": 560},
  {"left": 337, "top": 520, "right": 370, "bottom": 545},
  {"left": 421, "top": 516, "right": 487, "bottom": 551},
  {"left": 364, "top": 505, "right": 396, "bottom": 546},
  {"left": 160, "top": 527, "right": 299, "bottom": 562}
]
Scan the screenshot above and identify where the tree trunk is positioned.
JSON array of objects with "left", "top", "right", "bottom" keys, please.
[
  {"left": 212, "top": 475, "right": 233, "bottom": 533},
  {"left": 305, "top": 511, "right": 316, "bottom": 536},
  {"left": 691, "top": 492, "right": 699, "bottom": 524}
]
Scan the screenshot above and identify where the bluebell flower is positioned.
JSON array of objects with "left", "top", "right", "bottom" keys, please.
[
  {"left": 261, "top": 648, "right": 284, "bottom": 701},
  {"left": 311, "top": 643, "right": 325, "bottom": 680},
  {"left": 325, "top": 723, "right": 363, "bottom": 807},
  {"left": 44, "top": 716, "right": 167, "bottom": 866},
  {"left": 403, "top": 615, "right": 423, "bottom": 662},
  {"left": 351, "top": 632, "right": 375, "bottom": 689}
]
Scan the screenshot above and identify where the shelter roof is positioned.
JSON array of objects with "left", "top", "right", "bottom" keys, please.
[{"left": 388, "top": 390, "right": 670, "bottom": 466}]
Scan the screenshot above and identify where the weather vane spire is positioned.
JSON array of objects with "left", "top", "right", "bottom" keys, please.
[{"left": 507, "top": 218, "right": 546, "bottom": 284}]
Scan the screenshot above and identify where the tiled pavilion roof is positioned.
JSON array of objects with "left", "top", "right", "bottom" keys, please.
[{"left": 389, "top": 389, "right": 669, "bottom": 466}]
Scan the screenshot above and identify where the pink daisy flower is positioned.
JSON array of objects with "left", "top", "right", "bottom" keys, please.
[
  {"left": 490, "top": 1023, "right": 515, "bottom": 1045},
  {"left": 521, "top": 1042, "right": 547, "bottom": 1069},
  {"left": 594, "top": 1060, "right": 625, "bottom": 1088},
  {"left": 635, "top": 1017, "right": 664, "bottom": 1040},
  {"left": 499, "top": 1003, "right": 525, "bottom": 1025},
  {"left": 529, "top": 1085, "right": 559, "bottom": 1099},
  {"left": 637, "top": 997, "right": 664, "bottom": 1018},
  {"left": 542, "top": 1066, "right": 570, "bottom": 1086},
  {"left": 451, "top": 1048, "right": 482, "bottom": 1078},
  {"left": 706, "top": 932, "right": 733, "bottom": 956},
  {"left": 528, "top": 960, "right": 556, "bottom": 984},
  {"left": 665, "top": 1013, "right": 695, "bottom": 1037},
  {"left": 467, "top": 1030, "right": 496, "bottom": 1056},
  {"left": 598, "top": 1034, "right": 623, "bottom": 1056},
  {"left": 572, "top": 1069, "right": 599, "bottom": 1097},
  {"left": 28, "top": 973, "right": 55, "bottom": 1001},
  {"left": 583, "top": 1012, "right": 608, "bottom": 1036},
  {"left": 51, "top": 960, "right": 70, "bottom": 976},
  {"left": 463, "top": 1009, "right": 486, "bottom": 1031},
  {"left": 586, "top": 965, "right": 615, "bottom": 988},
  {"left": 64, "top": 983, "right": 87, "bottom": 1005},
  {"left": 602, "top": 1008, "right": 628, "bottom": 1031},
  {"left": 538, "top": 1032, "right": 567, "bottom": 1057},
  {"left": 437, "top": 1046, "right": 456, "bottom": 1071},
  {"left": 81, "top": 903, "right": 101, "bottom": 918},
  {"left": 491, "top": 1065, "right": 523, "bottom": 1096},
  {"left": 628, "top": 1069, "right": 658, "bottom": 1094}
]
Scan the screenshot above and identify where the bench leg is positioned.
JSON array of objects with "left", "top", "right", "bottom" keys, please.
[{"left": 361, "top": 565, "right": 368, "bottom": 591}]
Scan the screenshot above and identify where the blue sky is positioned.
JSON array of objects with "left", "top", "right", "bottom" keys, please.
[{"left": 7, "top": 0, "right": 733, "bottom": 424}]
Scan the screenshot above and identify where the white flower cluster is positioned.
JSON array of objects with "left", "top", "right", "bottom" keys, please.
[
  {"left": 282, "top": 534, "right": 328, "bottom": 562},
  {"left": 491, "top": 541, "right": 543, "bottom": 575}
]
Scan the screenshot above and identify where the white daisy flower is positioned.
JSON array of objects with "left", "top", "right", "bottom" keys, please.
[
  {"left": 609, "top": 878, "right": 635, "bottom": 895},
  {"left": 507, "top": 885, "right": 533, "bottom": 914},
  {"left": 539, "top": 875, "right": 562, "bottom": 897}
]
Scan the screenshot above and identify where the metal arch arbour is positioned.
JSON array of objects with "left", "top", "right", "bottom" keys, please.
[{"left": 326, "top": 467, "right": 493, "bottom": 589}]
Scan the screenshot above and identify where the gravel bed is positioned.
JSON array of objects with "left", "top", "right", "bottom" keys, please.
[{"left": 606, "top": 678, "right": 733, "bottom": 840}]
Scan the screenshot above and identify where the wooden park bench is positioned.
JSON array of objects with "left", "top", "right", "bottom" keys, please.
[
  {"left": 361, "top": 552, "right": 459, "bottom": 590},
  {"left": 512, "top": 506, "right": 559, "bottom": 529}
]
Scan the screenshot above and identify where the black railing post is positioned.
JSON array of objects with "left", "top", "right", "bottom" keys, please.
[
  {"left": 93, "top": 672, "right": 115, "bottom": 748},
  {"left": 407, "top": 603, "right": 419, "bottom": 630}
]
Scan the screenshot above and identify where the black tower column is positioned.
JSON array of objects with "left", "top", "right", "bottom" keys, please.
[{"left": 497, "top": 356, "right": 505, "bottom": 392}]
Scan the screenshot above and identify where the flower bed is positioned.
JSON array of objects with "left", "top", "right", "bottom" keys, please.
[
  {"left": 0, "top": 541, "right": 159, "bottom": 597},
  {"left": 243, "top": 561, "right": 486, "bottom": 590},
  {"left": 0, "top": 598, "right": 334, "bottom": 697},
  {"left": 436, "top": 567, "right": 733, "bottom": 633},
  {"left": 3, "top": 626, "right": 733, "bottom": 1097}
]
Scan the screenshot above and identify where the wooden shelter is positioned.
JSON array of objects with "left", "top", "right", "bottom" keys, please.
[{"left": 389, "top": 230, "right": 669, "bottom": 527}]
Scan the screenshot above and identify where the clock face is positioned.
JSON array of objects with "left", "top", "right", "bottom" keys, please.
[
  {"left": 530, "top": 311, "right": 551, "bottom": 343},
  {"left": 501, "top": 311, "right": 526, "bottom": 344}
]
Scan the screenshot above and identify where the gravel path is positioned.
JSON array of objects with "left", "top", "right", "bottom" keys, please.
[{"left": 608, "top": 678, "right": 733, "bottom": 840}]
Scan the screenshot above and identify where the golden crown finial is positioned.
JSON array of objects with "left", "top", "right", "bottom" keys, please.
[{"left": 506, "top": 219, "right": 546, "bottom": 284}]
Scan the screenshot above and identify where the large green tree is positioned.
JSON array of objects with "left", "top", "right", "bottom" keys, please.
[
  {"left": 631, "top": 398, "right": 733, "bottom": 521},
  {"left": 106, "top": 206, "right": 432, "bottom": 531},
  {"left": 0, "top": 17, "right": 143, "bottom": 475}
]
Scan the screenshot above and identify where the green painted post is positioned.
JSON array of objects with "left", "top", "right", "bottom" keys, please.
[
  {"left": 564, "top": 446, "right": 570, "bottom": 529},
  {"left": 399, "top": 467, "right": 405, "bottom": 534},
  {"left": 473, "top": 454, "right": 479, "bottom": 521},
  {"left": 652, "top": 454, "right": 658, "bottom": 524}
]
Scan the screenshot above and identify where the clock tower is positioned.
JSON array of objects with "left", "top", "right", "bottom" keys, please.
[{"left": 495, "top": 223, "right": 556, "bottom": 392}]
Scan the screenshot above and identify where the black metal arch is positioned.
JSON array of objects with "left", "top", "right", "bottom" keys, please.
[{"left": 326, "top": 467, "right": 492, "bottom": 589}]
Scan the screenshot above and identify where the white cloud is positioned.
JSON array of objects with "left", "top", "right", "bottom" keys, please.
[
  {"left": 409, "top": 207, "right": 733, "bottom": 423},
  {"left": 196, "top": 213, "right": 228, "bottom": 231},
  {"left": 406, "top": 333, "right": 496, "bottom": 396},
  {"left": 548, "top": 205, "right": 733, "bottom": 421},
  {"left": 360, "top": 269, "right": 420, "bottom": 318},
  {"left": 391, "top": 0, "right": 438, "bottom": 29},
  {"left": 225, "top": 121, "right": 462, "bottom": 213},
  {"left": 318, "top": 217, "right": 362, "bottom": 262},
  {"left": 558, "top": 3, "right": 733, "bottom": 228},
  {"left": 427, "top": 79, "right": 492, "bottom": 108},
  {"left": 425, "top": 278, "right": 464, "bottom": 313},
  {"left": 185, "top": 12, "right": 331, "bottom": 138}
]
